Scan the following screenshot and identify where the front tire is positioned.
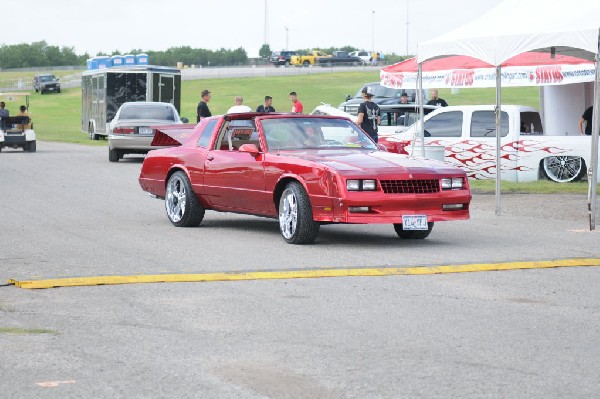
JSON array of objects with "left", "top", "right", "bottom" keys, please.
[
  {"left": 542, "top": 156, "right": 586, "bottom": 183},
  {"left": 394, "top": 222, "right": 434, "bottom": 239},
  {"left": 165, "top": 171, "right": 205, "bottom": 227},
  {"left": 278, "top": 182, "right": 320, "bottom": 244}
]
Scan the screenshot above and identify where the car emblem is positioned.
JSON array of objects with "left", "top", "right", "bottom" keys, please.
[{"left": 408, "top": 174, "right": 413, "bottom": 179}]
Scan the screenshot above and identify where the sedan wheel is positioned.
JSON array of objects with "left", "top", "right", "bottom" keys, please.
[
  {"left": 279, "top": 182, "right": 319, "bottom": 244},
  {"left": 542, "top": 156, "right": 586, "bottom": 183},
  {"left": 165, "top": 171, "right": 205, "bottom": 227}
]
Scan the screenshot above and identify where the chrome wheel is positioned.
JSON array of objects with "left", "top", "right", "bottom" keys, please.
[
  {"left": 166, "top": 175, "right": 187, "bottom": 223},
  {"left": 543, "top": 156, "right": 586, "bottom": 183},
  {"left": 279, "top": 190, "right": 298, "bottom": 240}
]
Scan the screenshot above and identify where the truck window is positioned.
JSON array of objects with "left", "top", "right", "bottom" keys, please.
[
  {"left": 520, "top": 111, "right": 543, "bottom": 135},
  {"left": 197, "top": 120, "right": 217, "bottom": 147},
  {"left": 424, "top": 111, "right": 463, "bottom": 137},
  {"left": 470, "top": 111, "right": 509, "bottom": 137}
]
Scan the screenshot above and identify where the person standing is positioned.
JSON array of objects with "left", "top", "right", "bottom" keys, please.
[
  {"left": 0, "top": 101, "right": 9, "bottom": 130},
  {"left": 289, "top": 91, "right": 303, "bottom": 114},
  {"left": 197, "top": 89, "right": 212, "bottom": 123},
  {"left": 256, "top": 96, "right": 276, "bottom": 113},
  {"left": 579, "top": 106, "right": 593, "bottom": 135},
  {"left": 426, "top": 89, "right": 448, "bottom": 107},
  {"left": 356, "top": 86, "right": 381, "bottom": 143},
  {"left": 227, "top": 96, "right": 252, "bottom": 113}
]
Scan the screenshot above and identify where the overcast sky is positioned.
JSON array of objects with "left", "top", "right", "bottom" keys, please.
[{"left": 3, "top": 0, "right": 501, "bottom": 57}]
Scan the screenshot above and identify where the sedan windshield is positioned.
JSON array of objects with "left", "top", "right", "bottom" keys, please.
[
  {"left": 119, "top": 105, "right": 176, "bottom": 121},
  {"left": 260, "top": 117, "right": 378, "bottom": 151}
]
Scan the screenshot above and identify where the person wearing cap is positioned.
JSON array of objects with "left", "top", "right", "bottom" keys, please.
[
  {"left": 256, "top": 96, "right": 276, "bottom": 113},
  {"left": 227, "top": 96, "right": 252, "bottom": 114},
  {"left": 197, "top": 89, "right": 212, "bottom": 123},
  {"left": 356, "top": 86, "right": 381, "bottom": 143},
  {"left": 289, "top": 91, "right": 303, "bottom": 114},
  {"left": 400, "top": 92, "right": 409, "bottom": 104}
]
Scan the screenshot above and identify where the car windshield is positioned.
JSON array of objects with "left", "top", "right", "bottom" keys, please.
[
  {"left": 40, "top": 75, "right": 56, "bottom": 82},
  {"left": 119, "top": 105, "right": 176, "bottom": 121},
  {"left": 260, "top": 117, "right": 378, "bottom": 151}
]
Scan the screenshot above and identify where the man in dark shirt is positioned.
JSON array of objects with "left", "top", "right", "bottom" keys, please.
[
  {"left": 579, "top": 106, "right": 593, "bottom": 135},
  {"left": 356, "top": 86, "right": 380, "bottom": 143},
  {"left": 256, "top": 96, "right": 275, "bottom": 113},
  {"left": 196, "top": 89, "right": 212, "bottom": 123}
]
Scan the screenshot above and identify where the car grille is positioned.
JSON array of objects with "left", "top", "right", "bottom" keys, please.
[{"left": 379, "top": 179, "right": 440, "bottom": 194}]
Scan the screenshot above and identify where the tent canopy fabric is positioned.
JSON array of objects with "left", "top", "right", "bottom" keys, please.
[
  {"left": 417, "top": 0, "right": 600, "bottom": 65},
  {"left": 380, "top": 52, "right": 595, "bottom": 89}
]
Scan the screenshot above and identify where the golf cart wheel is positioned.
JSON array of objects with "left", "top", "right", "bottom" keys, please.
[
  {"left": 165, "top": 171, "right": 205, "bottom": 227},
  {"left": 393, "top": 222, "right": 434, "bottom": 239},
  {"left": 278, "top": 181, "right": 320, "bottom": 244},
  {"left": 542, "top": 156, "right": 586, "bottom": 183},
  {"left": 25, "top": 140, "right": 36, "bottom": 152}
]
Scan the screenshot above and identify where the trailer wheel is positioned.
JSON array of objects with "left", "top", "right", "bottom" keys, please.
[{"left": 88, "top": 124, "right": 99, "bottom": 141}]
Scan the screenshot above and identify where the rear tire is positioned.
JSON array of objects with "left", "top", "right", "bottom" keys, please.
[
  {"left": 165, "top": 171, "right": 205, "bottom": 227},
  {"left": 25, "top": 140, "right": 36, "bottom": 152},
  {"left": 542, "top": 156, "right": 586, "bottom": 182},
  {"left": 393, "top": 222, "right": 434, "bottom": 239},
  {"left": 108, "top": 148, "right": 120, "bottom": 162},
  {"left": 279, "top": 181, "right": 320, "bottom": 244}
]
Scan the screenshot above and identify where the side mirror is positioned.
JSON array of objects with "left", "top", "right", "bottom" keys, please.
[
  {"left": 238, "top": 143, "right": 260, "bottom": 157},
  {"left": 181, "top": 117, "right": 189, "bottom": 123}
]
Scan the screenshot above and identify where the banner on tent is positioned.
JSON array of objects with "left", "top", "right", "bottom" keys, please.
[{"left": 380, "top": 63, "right": 596, "bottom": 89}]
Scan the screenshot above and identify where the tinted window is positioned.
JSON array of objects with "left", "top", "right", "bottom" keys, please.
[
  {"left": 424, "top": 111, "right": 463, "bottom": 137},
  {"left": 470, "top": 111, "right": 509, "bottom": 137},
  {"left": 197, "top": 120, "right": 217, "bottom": 147},
  {"left": 119, "top": 105, "right": 175, "bottom": 121}
]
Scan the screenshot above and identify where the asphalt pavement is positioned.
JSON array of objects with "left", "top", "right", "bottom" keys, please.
[{"left": 1, "top": 142, "right": 599, "bottom": 398}]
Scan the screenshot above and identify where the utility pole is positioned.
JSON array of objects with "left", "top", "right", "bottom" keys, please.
[
  {"left": 264, "top": 0, "right": 268, "bottom": 45},
  {"left": 285, "top": 27, "right": 289, "bottom": 50},
  {"left": 406, "top": 0, "right": 410, "bottom": 55},
  {"left": 371, "top": 11, "right": 375, "bottom": 55}
]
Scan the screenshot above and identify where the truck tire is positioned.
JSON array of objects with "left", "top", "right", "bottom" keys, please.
[
  {"left": 542, "top": 156, "right": 586, "bottom": 183},
  {"left": 303, "top": 61, "right": 310, "bottom": 67},
  {"left": 285, "top": 60, "right": 290, "bottom": 67}
]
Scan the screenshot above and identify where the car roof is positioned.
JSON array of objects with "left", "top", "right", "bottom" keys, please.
[{"left": 120, "top": 101, "right": 176, "bottom": 107}]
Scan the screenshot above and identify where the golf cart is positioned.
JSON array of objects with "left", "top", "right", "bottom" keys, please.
[{"left": 0, "top": 93, "right": 36, "bottom": 152}]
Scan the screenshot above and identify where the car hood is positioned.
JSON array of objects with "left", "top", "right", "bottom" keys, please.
[{"left": 279, "top": 149, "right": 460, "bottom": 176}]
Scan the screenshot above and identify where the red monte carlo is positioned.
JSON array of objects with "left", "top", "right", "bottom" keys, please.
[{"left": 138, "top": 113, "right": 472, "bottom": 244}]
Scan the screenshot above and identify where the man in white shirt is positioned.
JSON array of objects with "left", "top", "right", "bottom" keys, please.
[{"left": 227, "top": 96, "right": 252, "bottom": 113}]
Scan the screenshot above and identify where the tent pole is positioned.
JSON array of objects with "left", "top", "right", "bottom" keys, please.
[
  {"left": 417, "top": 62, "right": 425, "bottom": 156},
  {"left": 588, "top": 30, "right": 600, "bottom": 230},
  {"left": 495, "top": 66, "right": 502, "bottom": 216}
]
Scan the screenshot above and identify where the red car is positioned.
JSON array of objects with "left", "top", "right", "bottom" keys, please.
[{"left": 139, "top": 113, "right": 471, "bottom": 244}]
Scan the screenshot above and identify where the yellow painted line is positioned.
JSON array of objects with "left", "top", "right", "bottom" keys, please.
[{"left": 7, "top": 258, "right": 600, "bottom": 289}]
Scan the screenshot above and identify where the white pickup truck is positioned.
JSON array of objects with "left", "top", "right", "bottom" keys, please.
[{"left": 379, "top": 104, "right": 598, "bottom": 183}]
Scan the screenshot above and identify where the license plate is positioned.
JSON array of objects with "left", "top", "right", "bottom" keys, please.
[
  {"left": 402, "top": 215, "right": 428, "bottom": 230},
  {"left": 48, "top": 87, "right": 54, "bottom": 91},
  {"left": 138, "top": 127, "right": 153, "bottom": 135}
]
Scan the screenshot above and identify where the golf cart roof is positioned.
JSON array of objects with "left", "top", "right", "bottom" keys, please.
[{"left": 0, "top": 92, "right": 31, "bottom": 98}]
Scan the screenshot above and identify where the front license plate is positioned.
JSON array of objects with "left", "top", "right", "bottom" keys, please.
[
  {"left": 402, "top": 215, "right": 428, "bottom": 230},
  {"left": 138, "top": 127, "right": 153, "bottom": 135}
]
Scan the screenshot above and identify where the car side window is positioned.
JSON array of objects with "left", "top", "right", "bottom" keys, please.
[
  {"left": 424, "top": 111, "right": 463, "bottom": 137},
  {"left": 470, "top": 111, "right": 509, "bottom": 137},
  {"left": 197, "top": 120, "right": 217, "bottom": 147}
]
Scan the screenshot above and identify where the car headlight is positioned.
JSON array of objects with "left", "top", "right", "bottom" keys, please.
[
  {"left": 347, "top": 179, "right": 377, "bottom": 191},
  {"left": 441, "top": 177, "right": 464, "bottom": 190}
]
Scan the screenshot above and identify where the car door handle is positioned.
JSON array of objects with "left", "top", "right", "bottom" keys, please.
[{"left": 206, "top": 155, "right": 214, "bottom": 161}]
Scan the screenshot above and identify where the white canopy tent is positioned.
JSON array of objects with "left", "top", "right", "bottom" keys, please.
[{"left": 416, "top": 0, "right": 600, "bottom": 229}]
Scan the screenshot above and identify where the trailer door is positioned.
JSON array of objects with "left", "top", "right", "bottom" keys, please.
[{"left": 153, "top": 74, "right": 175, "bottom": 105}]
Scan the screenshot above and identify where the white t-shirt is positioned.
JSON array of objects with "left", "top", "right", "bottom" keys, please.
[{"left": 227, "top": 105, "right": 252, "bottom": 114}]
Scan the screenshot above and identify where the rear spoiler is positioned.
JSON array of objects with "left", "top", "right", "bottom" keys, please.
[{"left": 150, "top": 124, "right": 196, "bottom": 146}]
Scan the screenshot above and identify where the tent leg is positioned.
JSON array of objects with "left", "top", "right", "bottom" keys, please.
[
  {"left": 588, "top": 36, "right": 600, "bottom": 231},
  {"left": 495, "top": 66, "right": 502, "bottom": 216}
]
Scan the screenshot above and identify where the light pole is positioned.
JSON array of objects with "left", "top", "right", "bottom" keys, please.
[
  {"left": 371, "top": 11, "right": 375, "bottom": 55},
  {"left": 406, "top": 0, "right": 410, "bottom": 55},
  {"left": 285, "top": 27, "right": 289, "bottom": 50}
]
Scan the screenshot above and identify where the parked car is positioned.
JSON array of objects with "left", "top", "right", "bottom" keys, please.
[
  {"left": 270, "top": 50, "right": 299, "bottom": 67},
  {"left": 349, "top": 50, "right": 371, "bottom": 64},
  {"left": 338, "top": 82, "right": 428, "bottom": 115},
  {"left": 33, "top": 74, "right": 61, "bottom": 94},
  {"left": 138, "top": 113, "right": 471, "bottom": 244},
  {"left": 0, "top": 92, "right": 36, "bottom": 152},
  {"left": 108, "top": 101, "right": 188, "bottom": 162}
]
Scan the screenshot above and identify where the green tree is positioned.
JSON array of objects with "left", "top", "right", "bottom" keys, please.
[{"left": 259, "top": 44, "right": 271, "bottom": 59}]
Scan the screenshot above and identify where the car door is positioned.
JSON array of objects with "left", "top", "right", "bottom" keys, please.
[{"left": 202, "top": 127, "right": 268, "bottom": 214}]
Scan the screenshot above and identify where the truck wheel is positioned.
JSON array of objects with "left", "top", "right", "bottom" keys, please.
[
  {"left": 285, "top": 61, "right": 290, "bottom": 67},
  {"left": 542, "top": 156, "right": 586, "bottom": 183},
  {"left": 108, "top": 148, "right": 120, "bottom": 162},
  {"left": 393, "top": 222, "right": 434, "bottom": 239},
  {"left": 303, "top": 61, "right": 310, "bottom": 67},
  {"left": 326, "top": 61, "right": 333, "bottom": 68},
  {"left": 352, "top": 61, "right": 358, "bottom": 66},
  {"left": 165, "top": 171, "right": 205, "bottom": 227},
  {"left": 278, "top": 182, "right": 320, "bottom": 244}
]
